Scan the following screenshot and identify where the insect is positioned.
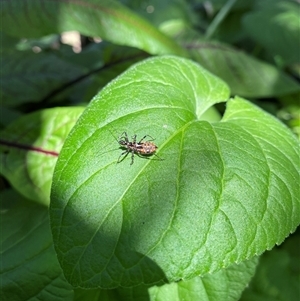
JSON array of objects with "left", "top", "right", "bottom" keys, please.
[{"left": 117, "top": 132, "right": 163, "bottom": 165}]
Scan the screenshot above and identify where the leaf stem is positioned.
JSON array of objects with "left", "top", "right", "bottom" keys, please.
[{"left": 205, "top": 0, "right": 237, "bottom": 39}]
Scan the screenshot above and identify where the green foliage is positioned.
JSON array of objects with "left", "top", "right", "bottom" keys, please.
[
  {"left": 1, "top": 0, "right": 186, "bottom": 56},
  {"left": 50, "top": 56, "right": 299, "bottom": 289},
  {"left": 188, "top": 41, "right": 299, "bottom": 97},
  {"left": 0, "top": 107, "right": 84, "bottom": 205},
  {"left": 243, "top": 0, "right": 300, "bottom": 66},
  {"left": 241, "top": 233, "right": 300, "bottom": 301},
  {"left": 0, "top": 190, "right": 74, "bottom": 301},
  {"left": 1, "top": 0, "right": 299, "bottom": 300},
  {"left": 2, "top": 52, "right": 85, "bottom": 106}
]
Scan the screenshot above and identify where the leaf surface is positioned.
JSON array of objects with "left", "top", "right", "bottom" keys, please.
[{"left": 50, "top": 56, "right": 299, "bottom": 288}]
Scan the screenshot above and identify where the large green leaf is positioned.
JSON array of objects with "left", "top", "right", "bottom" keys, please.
[
  {"left": 0, "top": 190, "right": 73, "bottom": 301},
  {"left": 50, "top": 56, "right": 299, "bottom": 288},
  {"left": 0, "top": 107, "right": 84, "bottom": 205},
  {"left": 1, "top": 0, "right": 186, "bottom": 56}
]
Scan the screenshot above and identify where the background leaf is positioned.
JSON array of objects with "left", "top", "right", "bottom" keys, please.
[
  {"left": 1, "top": 0, "right": 186, "bottom": 56},
  {"left": 0, "top": 190, "right": 73, "bottom": 301},
  {"left": 0, "top": 107, "right": 84, "bottom": 205},
  {"left": 1, "top": 51, "right": 84, "bottom": 107},
  {"left": 1, "top": 39, "right": 148, "bottom": 108},
  {"left": 116, "top": 257, "right": 258, "bottom": 301},
  {"left": 50, "top": 56, "right": 299, "bottom": 289},
  {"left": 240, "top": 232, "right": 300, "bottom": 301},
  {"left": 242, "top": 0, "right": 300, "bottom": 66},
  {"left": 123, "top": 0, "right": 198, "bottom": 28},
  {"left": 187, "top": 41, "right": 300, "bottom": 97}
]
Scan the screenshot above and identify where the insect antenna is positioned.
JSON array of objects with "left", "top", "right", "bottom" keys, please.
[
  {"left": 106, "top": 127, "right": 119, "bottom": 143},
  {"left": 106, "top": 126, "right": 127, "bottom": 164}
]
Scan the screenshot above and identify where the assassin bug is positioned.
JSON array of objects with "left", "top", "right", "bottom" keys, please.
[{"left": 117, "top": 132, "right": 163, "bottom": 165}]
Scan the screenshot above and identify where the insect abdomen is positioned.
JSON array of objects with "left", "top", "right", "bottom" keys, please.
[{"left": 138, "top": 142, "right": 157, "bottom": 154}]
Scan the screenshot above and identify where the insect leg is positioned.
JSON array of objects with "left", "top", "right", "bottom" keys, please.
[
  {"left": 132, "top": 134, "right": 137, "bottom": 144},
  {"left": 119, "top": 132, "right": 129, "bottom": 143},
  {"left": 130, "top": 149, "right": 135, "bottom": 165},
  {"left": 138, "top": 135, "right": 155, "bottom": 143},
  {"left": 117, "top": 150, "right": 129, "bottom": 163},
  {"left": 153, "top": 153, "right": 164, "bottom": 161}
]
